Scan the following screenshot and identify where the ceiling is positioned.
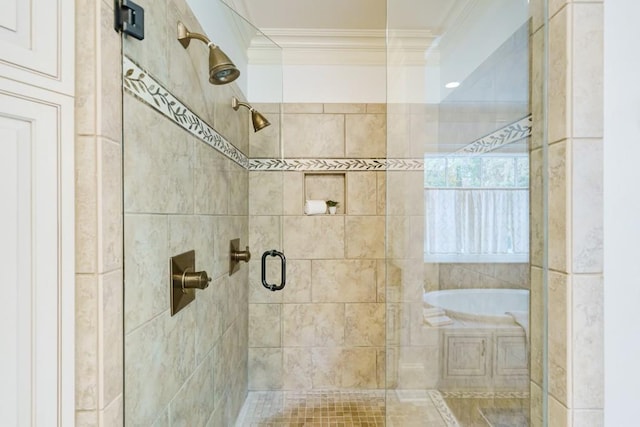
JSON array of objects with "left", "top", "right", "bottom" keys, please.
[{"left": 226, "top": 0, "right": 474, "bottom": 34}]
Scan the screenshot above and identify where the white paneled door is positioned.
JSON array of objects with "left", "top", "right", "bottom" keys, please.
[{"left": 0, "top": 0, "right": 74, "bottom": 425}]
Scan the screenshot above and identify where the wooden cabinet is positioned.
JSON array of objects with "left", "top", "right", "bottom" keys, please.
[{"left": 440, "top": 328, "right": 527, "bottom": 391}]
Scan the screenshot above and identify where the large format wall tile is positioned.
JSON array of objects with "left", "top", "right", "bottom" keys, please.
[
  {"left": 283, "top": 216, "right": 344, "bottom": 259},
  {"left": 282, "top": 303, "right": 345, "bottom": 346},
  {"left": 169, "top": 354, "right": 215, "bottom": 426},
  {"left": 345, "top": 114, "right": 386, "bottom": 158},
  {"left": 346, "top": 172, "right": 377, "bottom": 215},
  {"left": 282, "top": 114, "right": 345, "bottom": 158},
  {"left": 124, "top": 310, "right": 196, "bottom": 426},
  {"left": 311, "top": 260, "right": 377, "bottom": 303},
  {"left": 345, "top": 216, "right": 385, "bottom": 259},
  {"left": 124, "top": 214, "right": 169, "bottom": 333},
  {"left": 345, "top": 303, "right": 385, "bottom": 346},
  {"left": 123, "top": 96, "right": 194, "bottom": 214}
]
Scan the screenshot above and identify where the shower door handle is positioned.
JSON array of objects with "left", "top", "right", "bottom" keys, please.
[{"left": 261, "top": 250, "right": 286, "bottom": 291}]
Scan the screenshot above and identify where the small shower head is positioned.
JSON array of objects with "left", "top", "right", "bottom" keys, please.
[
  {"left": 232, "top": 97, "right": 271, "bottom": 132},
  {"left": 177, "top": 21, "right": 240, "bottom": 85}
]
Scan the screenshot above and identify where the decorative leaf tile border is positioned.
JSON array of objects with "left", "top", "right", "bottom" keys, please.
[
  {"left": 249, "top": 158, "right": 424, "bottom": 171},
  {"left": 455, "top": 115, "right": 532, "bottom": 155},
  {"left": 428, "top": 390, "right": 461, "bottom": 427},
  {"left": 123, "top": 56, "right": 249, "bottom": 169},
  {"left": 123, "top": 56, "right": 530, "bottom": 172}
]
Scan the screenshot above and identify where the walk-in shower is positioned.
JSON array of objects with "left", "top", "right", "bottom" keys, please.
[{"left": 121, "top": 0, "right": 549, "bottom": 425}]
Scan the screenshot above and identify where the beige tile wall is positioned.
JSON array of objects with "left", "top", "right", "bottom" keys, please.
[
  {"left": 75, "top": 0, "right": 124, "bottom": 424},
  {"left": 75, "top": 0, "right": 251, "bottom": 425},
  {"left": 529, "top": 1, "right": 604, "bottom": 425},
  {"left": 248, "top": 103, "right": 388, "bottom": 390}
]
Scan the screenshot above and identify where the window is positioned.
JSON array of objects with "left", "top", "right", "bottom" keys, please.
[{"left": 424, "top": 154, "right": 529, "bottom": 263}]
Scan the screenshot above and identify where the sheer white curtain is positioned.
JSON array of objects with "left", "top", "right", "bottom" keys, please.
[{"left": 424, "top": 188, "right": 529, "bottom": 262}]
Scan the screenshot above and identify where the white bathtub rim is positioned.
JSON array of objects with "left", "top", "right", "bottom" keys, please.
[{"left": 423, "top": 288, "right": 529, "bottom": 324}]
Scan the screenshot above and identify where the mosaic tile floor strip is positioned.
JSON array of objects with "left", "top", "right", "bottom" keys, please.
[{"left": 235, "top": 390, "right": 462, "bottom": 427}]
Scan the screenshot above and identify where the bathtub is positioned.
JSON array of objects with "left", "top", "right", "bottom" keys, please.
[{"left": 423, "top": 289, "right": 529, "bottom": 323}]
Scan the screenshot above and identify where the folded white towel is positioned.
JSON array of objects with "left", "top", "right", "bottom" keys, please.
[
  {"left": 425, "top": 315, "right": 454, "bottom": 327},
  {"left": 423, "top": 307, "right": 446, "bottom": 318},
  {"left": 304, "top": 200, "right": 327, "bottom": 215}
]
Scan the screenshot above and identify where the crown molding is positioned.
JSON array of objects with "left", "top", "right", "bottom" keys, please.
[{"left": 248, "top": 28, "right": 437, "bottom": 66}]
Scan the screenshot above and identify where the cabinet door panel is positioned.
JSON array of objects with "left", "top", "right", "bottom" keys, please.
[{"left": 444, "top": 333, "right": 490, "bottom": 378}]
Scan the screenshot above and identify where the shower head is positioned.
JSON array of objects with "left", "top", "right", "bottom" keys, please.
[
  {"left": 232, "top": 97, "right": 271, "bottom": 132},
  {"left": 177, "top": 21, "right": 240, "bottom": 85}
]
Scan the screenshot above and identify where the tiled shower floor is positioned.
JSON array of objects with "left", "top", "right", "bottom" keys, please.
[{"left": 234, "top": 390, "right": 460, "bottom": 426}]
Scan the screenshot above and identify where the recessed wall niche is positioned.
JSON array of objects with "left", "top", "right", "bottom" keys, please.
[{"left": 304, "top": 173, "right": 345, "bottom": 214}]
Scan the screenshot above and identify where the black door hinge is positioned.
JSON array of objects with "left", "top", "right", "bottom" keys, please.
[{"left": 114, "top": 0, "right": 145, "bottom": 40}]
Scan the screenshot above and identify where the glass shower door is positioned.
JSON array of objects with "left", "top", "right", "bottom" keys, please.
[
  {"left": 121, "top": 0, "right": 283, "bottom": 424},
  {"left": 385, "top": 0, "right": 548, "bottom": 425}
]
